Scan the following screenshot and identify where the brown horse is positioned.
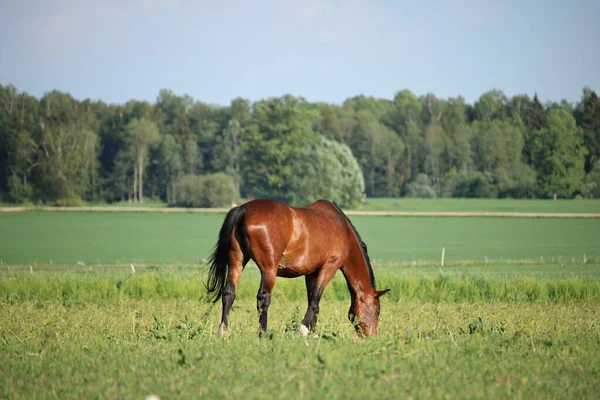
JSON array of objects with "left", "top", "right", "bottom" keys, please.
[{"left": 206, "top": 199, "right": 389, "bottom": 337}]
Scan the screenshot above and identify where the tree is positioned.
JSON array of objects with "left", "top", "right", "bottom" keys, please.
[
  {"left": 575, "top": 88, "right": 600, "bottom": 173},
  {"left": 35, "top": 91, "right": 99, "bottom": 203},
  {"left": 241, "top": 95, "right": 316, "bottom": 200},
  {"left": 473, "top": 90, "right": 508, "bottom": 121},
  {"left": 422, "top": 122, "right": 447, "bottom": 195},
  {"left": 383, "top": 90, "right": 423, "bottom": 180},
  {"left": 288, "top": 137, "right": 365, "bottom": 208},
  {"left": 374, "top": 126, "right": 405, "bottom": 197},
  {"left": 156, "top": 134, "right": 183, "bottom": 204},
  {"left": 126, "top": 118, "right": 160, "bottom": 202},
  {"left": 532, "top": 109, "right": 586, "bottom": 199}
]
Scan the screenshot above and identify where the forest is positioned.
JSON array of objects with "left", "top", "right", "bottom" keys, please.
[{"left": 0, "top": 84, "right": 599, "bottom": 208}]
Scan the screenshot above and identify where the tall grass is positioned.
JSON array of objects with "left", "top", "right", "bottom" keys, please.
[{"left": 2, "top": 263, "right": 599, "bottom": 304}]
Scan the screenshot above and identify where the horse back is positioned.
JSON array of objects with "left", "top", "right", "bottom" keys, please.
[{"left": 240, "top": 199, "right": 351, "bottom": 274}]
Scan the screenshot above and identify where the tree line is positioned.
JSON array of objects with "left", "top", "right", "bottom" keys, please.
[{"left": 1, "top": 84, "right": 599, "bottom": 208}]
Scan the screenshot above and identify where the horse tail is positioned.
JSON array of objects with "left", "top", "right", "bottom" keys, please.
[{"left": 206, "top": 205, "right": 246, "bottom": 303}]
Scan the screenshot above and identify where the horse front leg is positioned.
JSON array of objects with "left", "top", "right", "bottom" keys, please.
[{"left": 300, "top": 264, "right": 338, "bottom": 337}]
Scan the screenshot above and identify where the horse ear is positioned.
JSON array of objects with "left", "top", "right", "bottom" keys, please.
[{"left": 375, "top": 288, "right": 391, "bottom": 298}]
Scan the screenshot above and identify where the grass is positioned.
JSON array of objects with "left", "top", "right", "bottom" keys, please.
[
  {"left": 4, "top": 197, "right": 600, "bottom": 213},
  {"left": 354, "top": 197, "right": 600, "bottom": 213},
  {"left": 1, "top": 212, "right": 599, "bottom": 265},
  {"left": 1, "top": 263, "right": 599, "bottom": 399},
  {"left": 83, "top": 199, "right": 168, "bottom": 208},
  {"left": 2, "top": 210, "right": 599, "bottom": 398},
  {"left": 2, "top": 263, "right": 600, "bottom": 304}
]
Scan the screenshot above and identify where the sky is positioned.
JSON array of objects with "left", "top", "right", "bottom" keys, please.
[{"left": 1, "top": 0, "right": 599, "bottom": 106}]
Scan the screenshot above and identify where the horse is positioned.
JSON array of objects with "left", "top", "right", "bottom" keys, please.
[{"left": 205, "top": 198, "right": 390, "bottom": 337}]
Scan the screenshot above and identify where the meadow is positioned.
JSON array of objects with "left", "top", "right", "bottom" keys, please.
[
  {"left": 4, "top": 197, "right": 600, "bottom": 214},
  {"left": 1, "top": 211, "right": 599, "bottom": 264},
  {"left": 354, "top": 197, "right": 600, "bottom": 213},
  {"left": 1, "top": 263, "right": 600, "bottom": 399},
  {"left": 1, "top": 210, "right": 599, "bottom": 399}
]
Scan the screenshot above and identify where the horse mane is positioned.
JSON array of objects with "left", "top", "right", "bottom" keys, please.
[{"left": 326, "top": 200, "right": 376, "bottom": 289}]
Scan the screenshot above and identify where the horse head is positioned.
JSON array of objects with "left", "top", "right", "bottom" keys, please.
[{"left": 349, "top": 289, "right": 390, "bottom": 337}]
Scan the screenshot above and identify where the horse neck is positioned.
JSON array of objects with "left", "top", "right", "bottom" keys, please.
[{"left": 342, "top": 234, "right": 376, "bottom": 300}]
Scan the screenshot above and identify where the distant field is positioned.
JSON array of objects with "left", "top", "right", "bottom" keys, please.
[
  {"left": 3, "top": 197, "right": 600, "bottom": 214},
  {"left": 354, "top": 197, "right": 600, "bottom": 213},
  {"left": 1, "top": 212, "right": 598, "bottom": 264}
]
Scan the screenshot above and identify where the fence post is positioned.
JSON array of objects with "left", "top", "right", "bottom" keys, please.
[
  {"left": 583, "top": 253, "right": 587, "bottom": 264},
  {"left": 441, "top": 248, "right": 445, "bottom": 267}
]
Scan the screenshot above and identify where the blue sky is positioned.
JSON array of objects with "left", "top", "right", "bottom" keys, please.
[{"left": 1, "top": 0, "right": 598, "bottom": 106}]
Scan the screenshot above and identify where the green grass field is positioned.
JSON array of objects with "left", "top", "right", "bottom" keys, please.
[
  {"left": 4, "top": 197, "right": 599, "bottom": 213},
  {"left": 1, "top": 263, "right": 599, "bottom": 399},
  {"left": 0, "top": 211, "right": 598, "bottom": 264},
  {"left": 1, "top": 211, "right": 599, "bottom": 398},
  {"left": 354, "top": 197, "right": 600, "bottom": 213}
]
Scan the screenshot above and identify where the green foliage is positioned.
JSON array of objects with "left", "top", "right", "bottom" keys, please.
[
  {"left": 288, "top": 137, "right": 365, "bottom": 208},
  {"left": 443, "top": 169, "right": 498, "bottom": 198},
  {"left": 241, "top": 95, "right": 317, "bottom": 200},
  {"left": 532, "top": 109, "right": 586, "bottom": 198},
  {"left": 174, "top": 173, "right": 239, "bottom": 208},
  {"left": 575, "top": 88, "right": 600, "bottom": 173},
  {"left": 6, "top": 173, "right": 33, "bottom": 203},
  {"left": 580, "top": 164, "right": 600, "bottom": 198},
  {"left": 1, "top": 84, "right": 600, "bottom": 204},
  {"left": 405, "top": 173, "right": 437, "bottom": 198},
  {"left": 54, "top": 196, "right": 84, "bottom": 207},
  {"left": 200, "top": 173, "right": 240, "bottom": 208}
]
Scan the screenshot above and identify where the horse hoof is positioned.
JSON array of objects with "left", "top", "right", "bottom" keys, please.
[
  {"left": 218, "top": 323, "right": 228, "bottom": 338},
  {"left": 298, "top": 324, "right": 309, "bottom": 337}
]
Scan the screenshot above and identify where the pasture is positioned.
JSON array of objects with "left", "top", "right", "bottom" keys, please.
[
  {"left": 1, "top": 210, "right": 600, "bottom": 398},
  {"left": 354, "top": 197, "right": 600, "bottom": 213},
  {"left": 0, "top": 211, "right": 599, "bottom": 264}
]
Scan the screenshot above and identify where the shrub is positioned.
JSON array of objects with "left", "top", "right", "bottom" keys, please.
[
  {"left": 174, "top": 173, "right": 239, "bottom": 208},
  {"left": 405, "top": 173, "right": 437, "bottom": 198},
  {"left": 55, "top": 196, "right": 84, "bottom": 207}
]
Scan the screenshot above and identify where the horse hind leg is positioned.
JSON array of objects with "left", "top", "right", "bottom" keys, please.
[
  {"left": 218, "top": 234, "right": 247, "bottom": 338},
  {"left": 256, "top": 269, "right": 276, "bottom": 337}
]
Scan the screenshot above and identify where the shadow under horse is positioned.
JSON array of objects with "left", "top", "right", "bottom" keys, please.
[{"left": 206, "top": 199, "right": 390, "bottom": 337}]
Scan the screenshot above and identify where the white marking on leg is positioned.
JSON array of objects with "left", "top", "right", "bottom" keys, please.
[
  {"left": 218, "top": 322, "right": 228, "bottom": 338},
  {"left": 299, "top": 324, "right": 309, "bottom": 337}
]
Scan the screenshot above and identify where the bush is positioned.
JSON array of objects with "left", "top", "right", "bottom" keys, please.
[
  {"left": 7, "top": 173, "right": 33, "bottom": 203},
  {"left": 580, "top": 164, "right": 600, "bottom": 198},
  {"left": 174, "top": 173, "right": 239, "bottom": 208},
  {"left": 55, "top": 196, "right": 84, "bottom": 207},
  {"left": 443, "top": 169, "right": 498, "bottom": 198},
  {"left": 405, "top": 174, "right": 437, "bottom": 198}
]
